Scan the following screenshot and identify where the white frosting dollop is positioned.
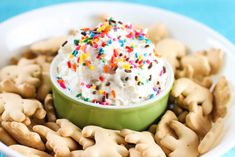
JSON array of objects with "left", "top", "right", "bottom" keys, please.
[{"left": 56, "top": 18, "right": 168, "bottom": 106}]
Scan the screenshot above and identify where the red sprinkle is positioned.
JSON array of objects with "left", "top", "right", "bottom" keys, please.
[
  {"left": 111, "top": 56, "right": 115, "bottom": 63},
  {"left": 77, "top": 57, "right": 80, "bottom": 63},
  {"left": 113, "top": 49, "right": 118, "bottom": 57},
  {"left": 67, "top": 61, "right": 71, "bottom": 68},
  {"left": 125, "top": 46, "right": 133, "bottom": 53},
  {"left": 126, "top": 32, "right": 133, "bottom": 38},
  {"left": 99, "top": 76, "right": 105, "bottom": 82},
  {"left": 101, "top": 42, "right": 106, "bottom": 47}
]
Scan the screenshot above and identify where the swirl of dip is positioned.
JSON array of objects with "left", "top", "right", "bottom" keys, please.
[{"left": 56, "top": 18, "right": 168, "bottom": 106}]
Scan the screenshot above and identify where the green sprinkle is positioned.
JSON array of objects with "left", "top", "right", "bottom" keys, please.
[
  {"left": 74, "top": 39, "right": 80, "bottom": 45},
  {"left": 76, "top": 93, "right": 82, "bottom": 97},
  {"left": 84, "top": 98, "right": 89, "bottom": 102},
  {"left": 83, "top": 38, "right": 92, "bottom": 43}
]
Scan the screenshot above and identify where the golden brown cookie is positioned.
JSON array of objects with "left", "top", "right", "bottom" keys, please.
[
  {"left": 121, "top": 129, "right": 166, "bottom": 157},
  {"left": 1, "top": 121, "right": 45, "bottom": 150},
  {"left": 160, "top": 120, "right": 199, "bottom": 157},
  {"left": 212, "top": 76, "right": 231, "bottom": 122}
]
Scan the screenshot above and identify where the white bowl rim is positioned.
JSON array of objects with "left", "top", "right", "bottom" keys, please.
[
  {"left": 0, "top": 1, "right": 235, "bottom": 157},
  {"left": 50, "top": 53, "right": 175, "bottom": 109}
]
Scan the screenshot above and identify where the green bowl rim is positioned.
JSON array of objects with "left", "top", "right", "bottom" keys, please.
[{"left": 50, "top": 54, "right": 174, "bottom": 109}]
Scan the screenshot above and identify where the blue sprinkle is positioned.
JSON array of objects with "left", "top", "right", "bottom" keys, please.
[
  {"left": 108, "top": 39, "right": 112, "bottom": 44},
  {"left": 119, "top": 40, "right": 125, "bottom": 47},
  {"left": 138, "top": 35, "right": 144, "bottom": 40},
  {"left": 72, "top": 50, "right": 78, "bottom": 56},
  {"left": 99, "top": 48, "right": 104, "bottom": 54},
  {"left": 153, "top": 87, "right": 158, "bottom": 92},
  {"left": 149, "top": 94, "right": 154, "bottom": 99},
  {"left": 145, "top": 39, "right": 151, "bottom": 44},
  {"left": 144, "top": 53, "right": 147, "bottom": 57},
  {"left": 135, "top": 53, "right": 138, "bottom": 58},
  {"left": 90, "top": 32, "right": 95, "bottom": 38}
]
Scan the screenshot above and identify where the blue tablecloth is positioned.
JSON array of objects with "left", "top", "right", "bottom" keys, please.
[{"left": 0, "top": 0, "right": 234, "bottom": 156}]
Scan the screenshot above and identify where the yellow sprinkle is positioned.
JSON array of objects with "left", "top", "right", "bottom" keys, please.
[
  {"left": 139, "top": 54, "right": 143, "bottom": 60},
  {"left": 116, "top": 58, "right": 124, "bottom": 63},
  {"left": 81, "top": 45, "right": 85, "bottom": 51},
  {"left": 99, "top": 90, "right": 104, "bottom": 95},
  {"left": 69, "top": 54, "right": 74, "bottom": 58},
  {"left": 94, "top": 38, "right": 99, "bottom": 42},
  {"left": 91, "top": 85, "right": 96, "bottom": 89},
  {"left": 89, "top": 65, "right": 94, "bottom": 70},
  {"left": 154, "top": 50, "right": 160, "bottom": 57},
  {"left": 79, "top": 54, "right": 84, "bottom": 63},
  {"left": 84, "top": 53, "right": 90, "bottom": 59},
  {"left": 123, "top": 63, "right": 130, "bottom": 70}
]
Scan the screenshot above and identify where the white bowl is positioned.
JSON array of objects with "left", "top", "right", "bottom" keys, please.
[{"left": 0, "top": 2, "right": 234, "bottom": 157}]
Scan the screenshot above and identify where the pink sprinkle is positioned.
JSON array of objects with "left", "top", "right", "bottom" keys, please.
[
  {"left": 59, "top": 82, "right": 66, "bottom": 89},
  {"left": 101, "top": 102, "right": 109, "bottom": 105},
  {"left": 129, "top": 61, "right": 137, "bottom": 68},
  {"left": 57, "top": 80, "right": 66, "bottom": 89},
  {"left": 146, "top": 60, "right": 150, "bottom": 64},
  {"left": 76, "top": 45, "right": 81, "bottom": 50},
  {"left": 81, "top": 82, "right": 84, "bottom": 86},
  {"left": 86, "top": 84, "right": 91, "bottom": 88},
  {"left": 84, "top": 44, "right": 87, "bottom": 53},
  {"left": 94, "top": 44, "right": 98, "bottom": 48},
  {"left": 160, "top": 70, "right": 163, "bottom": 76},
  {"left": 106, "top": 33, "right": 111, "bottom": 38},
  {"left": 94, "top": 34, "right": 99, "bottom": 38}
]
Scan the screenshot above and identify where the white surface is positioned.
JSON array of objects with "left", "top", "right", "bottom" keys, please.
[{"left": 0, "top": 1, "right": 234, "bottom": 157}]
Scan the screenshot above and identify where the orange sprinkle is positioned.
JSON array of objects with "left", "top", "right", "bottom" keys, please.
[
  {"left": 154, "top": 50, "right": 161, "bottom": 57},
  {"left": 72, "top": 64, "right": 77, "bottom": 72},
  {"left": 111, "top": 63, "right": 117, "bottom": 68},
  {"left": 111, "top": 90, "right": 116, "bottom": 98},
  {"left": 104, "top": 65, "right": 109, "bottom": 73},
  {"left": 85, "top": 60, "right": 90, "bottom": 66}
]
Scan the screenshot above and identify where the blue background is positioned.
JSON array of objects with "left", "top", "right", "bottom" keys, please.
[
  {"left": 0, "top": 0, "right": 235, "bottom": 43},
  {"left": 0, "top": 0, "right": 234, "bottom": 156}
]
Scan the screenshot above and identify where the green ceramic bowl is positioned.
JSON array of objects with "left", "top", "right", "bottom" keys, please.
[{"left": 50, "top": 55, "right": 174, "bottom": 131}]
